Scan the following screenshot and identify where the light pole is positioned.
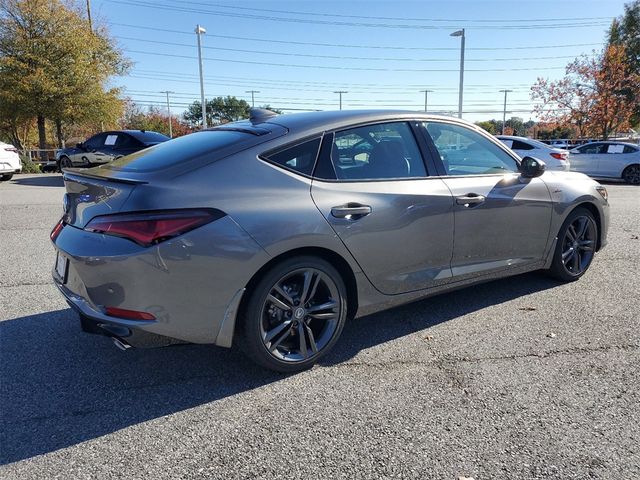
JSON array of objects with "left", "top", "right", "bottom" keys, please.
[
  {"left": 499, "top": 89, "right": 513, "bottom": 134},
  {"left": 450, "top": 29, "right": 465, "bottom": 118},
  {"left": 419, "top": 89, "right": 433, "bottom": 112},
  {"left": 245, "top": 90, "right": 260, "bottom": 107},
  {"left": 334, "top": 91, "right": 347, "bottom": 110},
  {"left": 195, "top": 24, "right": 207, "bottom": 129},
  {"left": 161, "top": 91, "right": 175, "bottom": 138}
]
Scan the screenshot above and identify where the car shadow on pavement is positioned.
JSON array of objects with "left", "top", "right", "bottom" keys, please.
[
  {"left": 11, "top": 175, "right": 63, "bottom": 187},
  {"left": 0, "top": 271, "right": 559, "bottom": 465}
]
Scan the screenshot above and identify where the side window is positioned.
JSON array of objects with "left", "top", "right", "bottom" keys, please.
[
  {"left": 606, "top": 144, "right": 625, "bottom": 154},
  {"left": 500, "top": 139, "right": 514, "bottom": 148},
  {"left": 424, "top": 122, "right": 519, "bottom": 175},
  {"left": 263, "top": 137, "right": 321, "bottom": 176},
  {"left": 330, "top": 122, "right": 426, "bottom": 180},
  {"left": 578, "top": 143, "right": 605, "bottom": 154},
  {"left": 84, "top": 133, "right": 106, "bottom": 150},
  {"left": 115, "top": 134, "right": 140, "bottom": 150},
  {"left": 623, "top": 145, "right": 639, "bottom": 154},
  {"left": 512, "top": 140, "right": 534, "bottom": 150}
]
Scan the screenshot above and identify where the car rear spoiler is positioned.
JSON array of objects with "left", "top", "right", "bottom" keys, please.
[{"left": 62, "top": 168, "right": 148, "bottom": 185}]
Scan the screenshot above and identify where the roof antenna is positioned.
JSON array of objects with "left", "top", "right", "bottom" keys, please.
[{"left": 249, "top": 108, "right": 278, "bottom": 124}]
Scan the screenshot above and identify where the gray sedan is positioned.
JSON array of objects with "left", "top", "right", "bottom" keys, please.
[{"left": 51, "top": 110, "right": 609, "bottom": 372}]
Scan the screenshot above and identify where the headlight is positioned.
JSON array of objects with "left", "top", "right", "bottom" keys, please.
[{"left": 595, "top": 185, "right": 608, "bottom": 201}]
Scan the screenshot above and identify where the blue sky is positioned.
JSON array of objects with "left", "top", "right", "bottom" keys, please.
[{"left": 92, "top": 0, "right": 627, "bottom": 122}]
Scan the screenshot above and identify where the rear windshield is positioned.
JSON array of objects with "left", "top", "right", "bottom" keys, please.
[
  {"left": 130, "top": 131, "right": 171, "bottom": 144},
  {"left": 104, "top": 130, "right": 254, "bottom": 172}
]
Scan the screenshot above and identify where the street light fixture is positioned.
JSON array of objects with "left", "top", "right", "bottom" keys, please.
[
  {"left": 499, "top": 89, "right": 513, "bottom": 135},
  {"left": 419, "top": 89, "right": 434, "bottom": 113},
  {"left": 333, "top": 91, "right": 347, "bottom": 110},
  {"left": 195, "top": 24, "right": 207, "bottom": 129},
  {"left": 245, "top": 90, "right": 260, "bottom": 107},
  {"left": 450, "top": 29, "right": 465, "bottom": 119}
]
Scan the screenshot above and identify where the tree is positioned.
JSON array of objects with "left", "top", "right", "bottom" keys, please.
[
  {"left": 183, "top": 96, "right": 251, "bottom": 128},
  {"left": 531, "top": 45, "right": 639, "bottom": 139},
  {"left": 122, "top": 101, "right": 193, "bottom": 137},
  {"left": 0, "top": 0, "right": 129, "bottom": 158},
  {"left": 608, "top": 0, "right": 640, "bottom": 125}
]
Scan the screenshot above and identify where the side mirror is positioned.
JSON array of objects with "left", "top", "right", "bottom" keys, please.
[
  {"left": 76, "top": 142, "right": 84, "bottom": 149},
  {"left": 520, "top": 156, "right": 546, "bottom": 178}
]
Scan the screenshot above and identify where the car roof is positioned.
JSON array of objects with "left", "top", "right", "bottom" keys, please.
[
  {"left": 245, "top": 109, "right": 481, "bottom": 135},
  {"left": 496, "top": 135, "right": 531, "bottom": 141}
]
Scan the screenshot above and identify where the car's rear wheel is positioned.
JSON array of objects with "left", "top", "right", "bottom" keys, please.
[
  {"left": 1, "top": 174, "right": 13, "bottom": 181},
  {"left": 238, "top": 256, "right": 347, "bottom": 372},
  {"left": 547, "top": 207, "right": 598, "bottom": 282},
  {"left": 622, "top": 164, "right": 640, "bottom": 185}
]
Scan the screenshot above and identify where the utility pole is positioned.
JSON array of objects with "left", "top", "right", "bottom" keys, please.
[
  {"left": 195, "top": 25, "right": 207, "bottom": 129},
  {"left": 86, "top": 0, "right": 93, "bottom": 32},
  {"left": 245, "top": 90, "right": 260, "bottom": 107},
  {"left": 450, "top": 29, "right": 465, "bottom": 118},
  {"left": 333, "top": 91, "right": 347, "bottom": 110},
  {"left": 161, "top": 91, "right": 175, "bottom": 138},
  {"left": 419, "top": 89, "right": 433, "bottom": 112},
  {"left": 499, "top": 89, "right": 513, "bottom": 134}
]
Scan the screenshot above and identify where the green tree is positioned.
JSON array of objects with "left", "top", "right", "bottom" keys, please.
[
  {"left": 0, "top": 0, "right": 129, "bottom": 159},
  {"left": 122, "top": 101, "right": 192, "bottom": 137},
  {"left": 183, "top": 96, "right": 251, "bottom": 128},
  {"left": 608, "top": 0, "right": 640, "bottom": 125}
]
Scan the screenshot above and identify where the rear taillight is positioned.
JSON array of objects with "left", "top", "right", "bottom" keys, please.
[
  {"left": 51, "top": 218, "right": 65, "bottom": 241},
  {"left": 105, "top": 306, "right": 155, "bottom": 321},
  {"left": 550, "top": 152, "right": 568, "bottom": 160},
  {"left": 84, "top": 209, "right": 224, "bottom": 246}
]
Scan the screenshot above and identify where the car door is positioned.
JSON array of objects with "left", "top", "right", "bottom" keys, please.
[
  {"left": 421, "top": 121, "right": 552, "bottom": 279},
  {"left": 310, "top": 121, "right": 455, "bottom": 295},
  {"left": 569, "top": 143, "right": 605, "bottom": 175},
  {"left": 597, "top": 143, "right": 633, "bottom": 177},
  {"left": 113, "top": 133, "right": 142, "bottom": 158},
  {"left": 80, "top": 133, "right": 108, "bottom": 165}
]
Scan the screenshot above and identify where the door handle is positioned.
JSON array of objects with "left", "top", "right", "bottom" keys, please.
[
  {"left": 455, "top": 193, "right": 486, "bottom": 206},
  {"left": 331, "top": 203, "right": 372, "bottom": 219}
]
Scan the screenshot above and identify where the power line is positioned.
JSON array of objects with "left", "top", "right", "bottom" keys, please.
[
  {"left": 108, "top": 0, "right": 610, "bottom": 30},
  {"left": 112, "top": 22, "right": 604, "bottom": 51},
  {"left": 123, "top": 48, "right": 567, "bottom": 72},
  {"left": 115, "top": 35, "right": 590, "bottom": 63}
]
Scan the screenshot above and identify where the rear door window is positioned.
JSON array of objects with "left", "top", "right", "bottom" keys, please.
[
  {"left": 511, "top": 140, "right": 534, "bottom": 150},
  {"left": 84, "top": 133, "right": 106, "bottom": 150}
]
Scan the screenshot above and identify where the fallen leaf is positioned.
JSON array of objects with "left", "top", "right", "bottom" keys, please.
[{"left": 547, "top": 332, "right": 557, "bottom": 338}]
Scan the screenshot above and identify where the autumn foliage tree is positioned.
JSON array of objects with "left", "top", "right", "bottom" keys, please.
[
  {"left": 0, "top": 0, "right": 129, "bottom": 158},
  {"left": 122, "top": 101, "right": 193, "bottom": 138},
  {"left": 532, "top": 44, "right": 639, "bottom": 140}
]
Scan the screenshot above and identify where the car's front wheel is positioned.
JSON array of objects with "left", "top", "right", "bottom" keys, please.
[
  {"left": 547, "top": 207, "right": 598, "bottom": 282},
  {"left": 0, "top": 174, "right": 13, "bottom": 181},
  {"left": 622, "top": 164, "right": 640, "bottom": 185},
  {"left": 238, "top": 256, "right": 347, "bottom": 372},
  {"left": 59, "top": 156, "right": 72, "bottom": 170}
]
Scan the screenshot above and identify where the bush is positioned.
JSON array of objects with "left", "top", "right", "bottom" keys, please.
[{"left": 19, "top": 155, "right": 42, "bottom": 174}]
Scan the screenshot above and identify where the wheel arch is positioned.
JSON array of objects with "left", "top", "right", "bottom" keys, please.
[
  {"left": 572, "top": 201, "right": 603, "bottom": 251},
  {"left": 237, "top": 246, "right": 359, "bottom": 333},
  {"left": 622, "top": 163, "right": 640, "bottom": 182}
]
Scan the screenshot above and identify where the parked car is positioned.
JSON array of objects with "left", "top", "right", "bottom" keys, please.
[
  {"left": 51, "top": 110, "right": 609, "bottom": 372},
  {"left": 55, "top": 130, "right": 170, "bottom": 170},
  {"left": 547, "top": 139, "right": 572, "bottom": 149},
  {"left": 0, "top": 141, "right": 22, "bottom": 180},
  {"left": 497, "top": 135, "right": 570, "bottom": 171},
  {"left": 569, "top": 141, "right": 640, "bottom": 184}
]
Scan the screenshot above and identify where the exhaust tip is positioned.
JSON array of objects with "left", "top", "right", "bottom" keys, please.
[{"left": 112, "top": 337, "right": 131, "bottom": 351}]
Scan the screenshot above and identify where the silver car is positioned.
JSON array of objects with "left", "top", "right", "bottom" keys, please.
[
  {"left": 51, "top": 110, "right": 610, "bottom": 372},
  {"left": 569, "top": 141, "right": 640, "bottom": 184}
]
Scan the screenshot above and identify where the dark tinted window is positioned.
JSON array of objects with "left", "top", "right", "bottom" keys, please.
[
  {"left": 115, "top": 134, "right": 140, "bottom": 149},
  {"left": 424, "top": 122, "right": 518, "bottom": 175},
  {"left": 623, "top": 145, "right": 639, "bottom": 154},
  {"left": 84, "top": 133, "right": 106, "bottom": 149},
  {"left": 130, "top": 131, "right": 171, "bottom": 144},
  {"left": 330, "top": 122, "right": 426, "bottom": 180},
  {"left": 105, "top": 130, "right": 253, "bottom": 172},
  {"left": 263, "top": 138, "right": 321, "bottom": 176},
  {"left": 511, "top": 140, "right": 534, "bottom": 150}
]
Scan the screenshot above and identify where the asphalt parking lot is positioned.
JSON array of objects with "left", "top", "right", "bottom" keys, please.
[{"left": 1, "top": 174, "right": 639, "bottom": 479}]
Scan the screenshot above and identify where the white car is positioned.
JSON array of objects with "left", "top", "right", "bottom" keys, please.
[
  {"left": 0, "top": 141, "right": 22, "bottom": 180},
  {"left": 569, "top": 141, "right": 640, "bottom": 185},
  {"left": 497, "top": 135, "right": 570, "bottom": 171}
]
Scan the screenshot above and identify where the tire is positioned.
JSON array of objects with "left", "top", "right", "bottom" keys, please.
[
  {"left": 59, "top": 156, "right": 73, "bottom": 169},
  {"left": 0, "top": 174, "right": 13, "bottom": 181},
  {"left": 238, "top": 256, "right": 348, "bottom": 373},
  {"left": 622, "top": 164, "right": 640, "bottom": 185},
  {"left": 547, "top": 207, "right": 598, "bottom": 282}
]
